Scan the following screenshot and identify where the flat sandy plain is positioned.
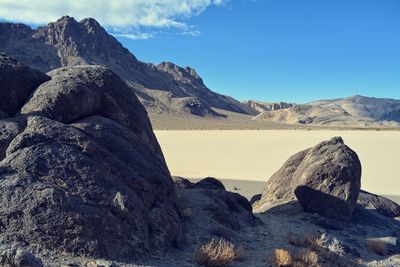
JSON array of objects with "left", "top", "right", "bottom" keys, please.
[{"left": 155, "top": 130, "right": 400, "bottom": 202}]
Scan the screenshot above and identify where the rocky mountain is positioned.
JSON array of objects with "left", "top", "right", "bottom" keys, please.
[
  {"left": 253, "top": 95, "right": 400, "bottom": 127},
  {"left": 0, "top": 16, "right": 252, "bottom": 119},
  {"left": 243, "top": 100, "right": 295, "bottom": 113}
]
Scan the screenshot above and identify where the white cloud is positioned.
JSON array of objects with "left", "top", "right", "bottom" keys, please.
[
  {"left": 0, "top": 0, "right": 226, "bottom": 38},
  {"left": 112, "top": 32, "right": 154, "bottom": 40}
]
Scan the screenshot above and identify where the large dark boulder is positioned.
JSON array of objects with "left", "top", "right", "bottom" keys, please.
[
  {"left": 292, "top": 137, "right": 362, "bottom": 220},
  {"left": 0, "top": 54, "right": 49, "bottom": 117},
  {"left": 357, "top": 190, "right": 400, "bottom": 218},
  {"left": 0, "top": 61, "right": 183, "bottom": 260},
  {"left": 194, "top": 177, "right": 225, "bottom": 190},
  {"left": 257, "top": 148, "right": 310, "bottom": 206}
]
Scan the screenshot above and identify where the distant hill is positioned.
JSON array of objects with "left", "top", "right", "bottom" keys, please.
[
  {"left": 242, "top": 100, "right": 295, "bottom": 113},
  {"left": 0, "top": 16, "right": 252, "bottom": 119},
  {"left": 253, "top": 95, "right": 400, "bottom": 127}
]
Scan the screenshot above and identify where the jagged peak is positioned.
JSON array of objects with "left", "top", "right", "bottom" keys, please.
[
  {"left": 54, "top": 15, "right": 78, "bottom": 24},
  {"left": 80, "top": 17, "right": 102, "bottom": 29},
  {"left": 157, "top": 61, "right": 201, "bottom": 80},
  {"left": 158, "top": 61, "right": 176, "bottom": 68},
  {"left": 184, "top": 66, "right": 199, "bottom": 79}
]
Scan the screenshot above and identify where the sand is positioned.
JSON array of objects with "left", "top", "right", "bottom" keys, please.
[{"left": 155, "top": 130, "right": 400, "bottom": 198}]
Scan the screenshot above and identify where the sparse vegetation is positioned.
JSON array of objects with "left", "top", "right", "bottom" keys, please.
[
  {"left": 280, "top": 232, "right": 359, "bottom": 267},
  {"left": 328, "top": 238, "right": 345, "bottom": 256},
  {"left": 367, "top": 239, "right": 387, "bottom": 256},
  {"left": 299, "top": 249, "right": 319, "bottom": 266},
  {"left": 270, "top": 248, "right": 320, "bottom": 267},
  {"left": 195, "top": 238, "right": 244, "bottom": 266},
  {"left": 271, "top": 249, "right": 293, "bottom": 267}
]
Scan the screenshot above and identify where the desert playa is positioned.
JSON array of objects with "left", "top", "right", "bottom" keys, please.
[{"left": 155, "top": 130, "right": 400, "bottom": 199}]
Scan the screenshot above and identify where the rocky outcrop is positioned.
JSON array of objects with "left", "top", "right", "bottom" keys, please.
[
  {"left": 258, "top": 148, "right": 310, "bottom": 205},
  {"left": 292, "top": 137, "right": 361, "bottom": 220},
  {"left": 0, "top": 16, "right": 251, "bottom": 119},
  {"left": 176, "top": 178, "right": 257, "bottom": 242},
  {"left": 249, "top": 194, "right": 262, "bottom": 205},
  {"left": 0, "top": 54, "right": 49, "bottom": 117},
  {"left": 170, "top": 97, "right": 223, "bottom": 117},
  {"left": 193, "top": 177, "right": 226, "bottom": 190},
  {"left": 357, "top": 190, "right": 400, "bottom": 218},
  {"left": 256, "top": 137, "right": 399, "bottom": 220},
  {"left": 256, "top": 137, "right": 362, "bottom": 220},
  {"left": 0, "top": 56, "right": 183, "bottom": 261},
  {"left": 243, "top": 100, "right": 294, "bottom": 114},
  {"left": 172, "top": 176, "right": 194, "bottom": 189}
]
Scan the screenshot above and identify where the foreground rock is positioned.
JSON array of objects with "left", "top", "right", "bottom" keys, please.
[
  {"left": 292, "top": 137, "right": 362, "bottom": 220},
  {"left": 174, "top": 177, "right": 258, "bottom": 243},
  {"left": 0, "top": 54, "right": 49, "bottom": 117},
  {"left": 0, "top": 57, "right": 183, "bottom": 261},
  {"left": 257, "top": 137, "right": 362, "bottom": 221},
  {"left": 258, "top": 148, "right": 310, "bottom": 205},
  {"left": 358, "top": 190, "right": 400, "bottom": 218}
]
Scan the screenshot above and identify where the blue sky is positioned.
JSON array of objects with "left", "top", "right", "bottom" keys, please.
[
  {"left": 119, "top": 0, "right": 400, "bottom": 103},
  {"left": 0, "top": 0, "right": 399, "bottom": 103}
]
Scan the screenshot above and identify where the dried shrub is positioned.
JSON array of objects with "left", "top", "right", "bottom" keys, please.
[
  {"left": 271, "top": 249, "right": 293, "bottom": 267},
  {"left": 195, "top": 238, "right": 244, "bottom": 266},
  {"left": 270, "top": 248, "right": 320, "bottom": 267},
  {"left": 299, "top": 249, "right": 319, "bottom": 266}
]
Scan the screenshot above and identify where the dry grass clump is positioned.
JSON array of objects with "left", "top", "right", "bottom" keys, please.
[
  {"left": 305, "top": 233, "right": 344, "bottom": 256},
  {"left": 299, "top": 249, "right": 319, "bottom": 266},
  {"left": 367, "top": 239, "right": 387, "bottom": 256},
  {"left": 270, "top": 248, "right": 320, "bottom": 267},
  {"left": 195, "top": 238, "right": 244, "bottom": 266},
  {"left": 280, "top": 232, "right": 359, "bottom": 267},
  {"left": 272, "top": 249, "right": 293, "bottom": 266}
]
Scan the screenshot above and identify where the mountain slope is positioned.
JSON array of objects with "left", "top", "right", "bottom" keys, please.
[
  {"left": 0, "top": 16, "right": 252, "bottom": 118},
  {"left": 253, "top": 95, "right": 400, "bottom": 127},
  {"left": 242, "top": 100, "right": 295, "bottom": 113},
  {"left": 310, "top": 95, "right": 400, "bottom": 122}
]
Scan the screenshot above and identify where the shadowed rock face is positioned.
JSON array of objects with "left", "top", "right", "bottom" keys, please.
[
  {"left": 257, "top": 145, "right": 400, "bottom": 218},
  {"left": 0, "top": 56, "right": 183, "bottom": 260},
  {"left": 0, "top": 54, "right": 50, "bottom": 117},
  {"left": 257, "top": 137, "right": 363, "bottom": 221},
  {"left": 358, "top": 190, "right": 400, "bottom": 218},
  {"left": 259, "top": 148, "right": 310, "bottom": 204},
  {"left": 175, "top": 178, "right": 257, "bottom": 242},
  {"left": 292, "top": 137, "right": 362, "bottom": 220}
]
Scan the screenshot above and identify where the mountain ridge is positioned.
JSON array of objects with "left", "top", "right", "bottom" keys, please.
[
  {"left": 254, "top": 95, "right": 400, "bottom": 127},
  {"left": 0, "top": 16, "right": 252, "bottom": 118}
]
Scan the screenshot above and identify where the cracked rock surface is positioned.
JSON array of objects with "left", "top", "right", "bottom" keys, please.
[{"left": 0, "top": 55, "right": 183, "bottom": 262}]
